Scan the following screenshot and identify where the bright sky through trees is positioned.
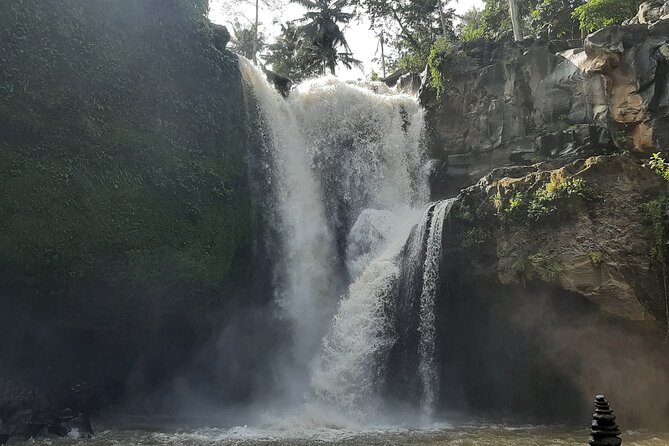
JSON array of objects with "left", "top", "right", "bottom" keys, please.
[{"left": 209, "top": 0, "right": 483, "bottom": 80}]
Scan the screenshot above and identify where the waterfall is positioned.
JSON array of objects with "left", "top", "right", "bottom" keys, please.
[
  {"left": 239, "top": 57, "right": 452, "bottom": 419},
  {"left": 240, "top": 59, "right": 340, "bottom": 401},
  {"left": 418, "top": 199, "right": 454, "bottom": 417}
]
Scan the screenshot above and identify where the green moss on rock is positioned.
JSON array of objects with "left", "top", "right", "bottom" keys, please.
[{"left": 0, "top": 0, "right": 251, "bottom": 329}]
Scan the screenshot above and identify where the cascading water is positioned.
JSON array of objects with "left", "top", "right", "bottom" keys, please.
[
  {"left": 240, "top": 59, "right": 340, "bottom": 402},
  {"left": 418, "top": 199, "right": 455, "bottom": 417},
  {"left": 239, "top": 57, "right": 454, "bottom": 421}
]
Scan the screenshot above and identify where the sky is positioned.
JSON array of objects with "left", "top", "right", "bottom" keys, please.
[{"left": 209, "top": 0, "right": 484, "bottom": 80}]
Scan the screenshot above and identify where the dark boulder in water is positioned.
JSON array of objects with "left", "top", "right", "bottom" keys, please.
[
  {"left": 0, "top": 419, "right": 7, "bottom": 445},
  {"left": 43, "top": 408, "right": 94, "bottom": 438},
  {"left": 263, "top": 66, "right": 293, "bottom": 98},
  {"left": 6, "top": 409, "right": 33, "bottom": 439}
]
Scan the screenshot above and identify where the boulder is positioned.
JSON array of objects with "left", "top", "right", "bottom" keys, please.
[
  {"left": 39, "top": 409, "right": 94, "bottom": 438},
  {"left": 0, "top": 419, "right": 7, "bottom": 445},
  {"left": 212, "top": 24, "right": 231, "bottom": 51},
  {"left": 262, "top": 66, "right": 293, "bottom": 98},
  {"left": 638, "top": 1, "right": 666, "bottom": 23},
  {"left": 0, "top": 378, "right": 36, "bottom": 419},
  {"left": 6, "top": 409, "right": 33, "bottom": 439}
]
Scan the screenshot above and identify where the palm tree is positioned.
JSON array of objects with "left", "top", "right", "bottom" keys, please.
[{"left": 291, "top": 0, "right": 361, "bottom": 75}]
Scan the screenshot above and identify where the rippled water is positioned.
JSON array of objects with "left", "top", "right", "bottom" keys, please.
[{"left": 10, "top": 424, "right": 669, "bottom": 446}]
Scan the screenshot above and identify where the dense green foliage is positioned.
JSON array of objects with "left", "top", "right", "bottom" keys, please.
[
  {"left": 265, "top": 21, "right": 323, "bottom": 81},
  {"left": 347, "top": 0, "right": 455, "bottom": 73},
  {"left": 263, "top": 0, "right": 359, "bottom": 78},
  {"left": 573, "top": 0, "right": 641, "bottom": 31},
  {"left": 230, "top": 21, "right": 267, "bottom": 60},
  {"left": 494, "top": 177, "right": 601, "bottom": 223},
  {"left": 291, "top": 0, "right": 360, "bottom": 75},
  {"left": 467, "top": 0, "right": 583, "bottom": 40},
  {"left": 532, "top": 0, "right": 583, "bottom": 39},
  {"left": 645, "top": 152, "right": 669, "bottom": 181},
  {"left": 427, "top": 38, "right": 466, "bottom": 94},
  {"left": 0, "top": 0, "right": 252, "bottom": 327},
  {"left": 457, "top": 7, "right": 486, "bottom": 41}
]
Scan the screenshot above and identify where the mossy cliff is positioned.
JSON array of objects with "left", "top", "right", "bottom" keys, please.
[
  {"left": 448, "top": 156, "right": 668, "bottom": 323},
  {"left": 0, "top": 1, "right": 251, "bottom": 399}
]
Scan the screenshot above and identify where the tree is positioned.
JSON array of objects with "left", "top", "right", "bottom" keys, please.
[
  {"left": 349, "top": 0, "right": 455, "bottom": 73},
  {"left": 291, "top": 0, "right": 361, "bottom": 75},
  {"left": 457, "top": 7, "right": 485, "bottom": 41},
  {"left": 265, "top": 21, "right": 322, "bottom": 81},
  {"left": 573, "top": 0, "right": 641, "bottom": 31},
  {"left": 531, "top": 0, "right": 583, "bottom": 39},
  {"left": 215, "top": 0, "right": 287, "bottom": 62},
  {"left": 508, "top": 0, "right": 524, "bottom": 40},
  {"left": 229, "top": 21, "right": 266, "bottom": 60}
]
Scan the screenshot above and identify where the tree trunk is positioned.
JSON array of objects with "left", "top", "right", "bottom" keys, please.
[
  {"left": 437, "top": 0, "right": 448, "bottom": 39},
  {"left": 380, "top": 31, "right": 386, "bottom": 78},
  {"left": 508, "top": 0, "right": 523, "bottom": 41},
  {"left": 252, "top": 0, "right": 259, "bottom": 63}
]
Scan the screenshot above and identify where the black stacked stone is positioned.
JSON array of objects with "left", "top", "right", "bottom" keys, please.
[{"left": 589, "top": 395, "right": 622, "bottom": 446}]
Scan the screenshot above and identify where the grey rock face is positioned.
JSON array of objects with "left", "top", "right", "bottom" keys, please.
[
  {"left": 638, "top": 0, "right": 667, "bottom": 23},
  {"left": 422, "top": 18, "right": 669, "bottom": 198},
  {"left": 212, "top": 24, "right": 231, "bottom": 51}
]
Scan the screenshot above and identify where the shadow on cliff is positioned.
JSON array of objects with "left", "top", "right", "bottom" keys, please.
[{"left": 436, "top": 275, "right": 669, "bottom": 429}]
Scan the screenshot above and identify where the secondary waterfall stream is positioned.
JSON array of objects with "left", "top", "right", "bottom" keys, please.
[{"left": 239, "top": 58, "right": 454, "bottom": 421}]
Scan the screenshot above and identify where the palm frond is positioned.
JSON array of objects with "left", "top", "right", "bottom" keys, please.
[{"left": 289, "top": 0, "right": 319, "bottom": 10}]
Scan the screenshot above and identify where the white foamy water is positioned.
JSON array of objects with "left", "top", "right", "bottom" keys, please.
[
  {"left": 418, "top": 199, "right": 455, "bottom": 417},
  {"left": 241, "top": 59, "right": 340, "bottom": 401},
  {"left": 239, "top": 58, "right": 456, "bottom": 420},
  {"left": 15, "top": 422, "right": 669, "bottom": 446},
  {"left": 312, "top": 207, "right": 423, "bottom": 413}
]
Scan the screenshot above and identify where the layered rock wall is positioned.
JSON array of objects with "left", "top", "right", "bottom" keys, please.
[{"left": 422, "top": 17, "right": 669, "bottom": 196}]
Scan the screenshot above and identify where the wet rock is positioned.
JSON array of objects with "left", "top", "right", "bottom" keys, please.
[
  {"left": 0, "top": 378, "right": 37, "bottom": 419},
  {"left": 262, "top": 66, "right": 293, "bottom": 98},
  {"left": 66, "top": 413, "right": 94, "bottom": 438},
  {"left": 67, "top": 383, "right": 100, "bottom": 415},
  {"left": 590, "top": 395, "right": 622, "bottom": 446},
  {"left": 43, "top": 409, "right": 94, "bottom": 439},
  {"left": 6, "top": 409, "right": 33, "bottom": 439},
  {"left": 0, "top": 419, "right": 7, "bottom": 445},
  {"left": 396, "top": 72, "right": 422, "bottom": 94},
  {"left": 212, "top": 24, "right": 231, "bottom": 51}
]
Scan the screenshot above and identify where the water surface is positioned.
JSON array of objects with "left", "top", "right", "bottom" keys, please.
[{"left": 11, "top": 424, "right": 669, "bottom": 446}]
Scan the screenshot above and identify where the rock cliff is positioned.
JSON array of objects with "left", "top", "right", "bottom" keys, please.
[
  {"left": 439, "top": 155, "right": 669, "bottom": 426},
  {"left": 0, "top": 0, "right": 253, "bottom": 415},
  {"left": 447, "top": 155, "right": 667, "bottom": 324},
  {"left": 422, "top": 15, "right": 669, "bottom": 197}
]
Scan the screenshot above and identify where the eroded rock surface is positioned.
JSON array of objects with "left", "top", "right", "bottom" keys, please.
[
  {"left": 422, "top": 17, "right": 669, "bottom": 196},
  {"left": 447, "top": 156, "right": 667, "bottom": 324}
]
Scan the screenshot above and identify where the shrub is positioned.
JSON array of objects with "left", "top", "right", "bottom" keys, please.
[
  {"left": 494, "top": 177, "right": 601, "bottom": 223},
  {"left": 427, "top": 38, "right": 467, "bottom": 95},
  {"left": 645, "top": 152, "right": 669, "bottom": 181},
  {"left": 573, "top": 0, "right": 642, "bottom": 32},
  {"left": 640, "top": 199, "right": 666, "bottom": 262}
]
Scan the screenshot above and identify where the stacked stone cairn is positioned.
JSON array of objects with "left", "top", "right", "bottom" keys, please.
[{"left": 589, "top": 394, "right": 622, "bottom": 446}]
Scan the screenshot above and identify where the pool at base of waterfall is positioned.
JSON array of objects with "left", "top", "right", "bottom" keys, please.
[{"left": 8, "top": 423, "right": 669, "bottom": 446}]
